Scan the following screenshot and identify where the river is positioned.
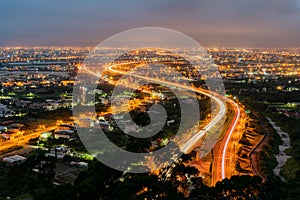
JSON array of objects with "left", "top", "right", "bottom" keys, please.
[{"left": 267, "top": 118, "right": 291, "bottom": 181}]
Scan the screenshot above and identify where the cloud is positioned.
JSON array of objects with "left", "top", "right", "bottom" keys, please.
[{"left": 0, "top": 0, "right": 299, "bottom": 47}]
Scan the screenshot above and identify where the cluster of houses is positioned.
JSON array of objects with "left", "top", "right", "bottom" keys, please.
[
  {"left": 269, "top": 102, "right": 300, "bottom": 118},
  {"left": 0, "top": 120, "right": 25, "bottom": 141},
  {"left": 39, "top": 124, "right": 76, "bottom": 141},
  {"left": 10, "top": 98, "right": 72, "bottom": 111}
]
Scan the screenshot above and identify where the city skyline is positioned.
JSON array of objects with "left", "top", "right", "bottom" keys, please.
[
  {"left": 0, "top": 2, "right": 300, "bottom": 199},
  {"left": 1, "top": 0, "right": 300, "bottom": 47}
]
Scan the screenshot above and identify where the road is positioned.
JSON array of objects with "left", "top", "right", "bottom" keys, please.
[
  {"left": 0, "top": 126, "right": 57, "bottom": 153},
  {"left": 211, "top": 98, "right": 241, "bottom": 185},
  {"left": 106, "top": 64, "right": 229, "bottom": 149},
  {"left": 249, "top": 112, "right": 271, "bottom": 182},
  {"left": 82, "top": 62, "right": 241, "bottom": 184}
]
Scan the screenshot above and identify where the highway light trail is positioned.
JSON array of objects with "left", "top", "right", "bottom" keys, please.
[
  {"left": 180, "top": 89, "right": 226, "bottom": 153},
  {"left": 221, "top": 98, "right": 240, "bottom": 179},
  {"left": 107, "top": 64, "right": 228, "bottom": 153},
  {"left": 82, "top": 62, "right": 240, "bottom": 181}
]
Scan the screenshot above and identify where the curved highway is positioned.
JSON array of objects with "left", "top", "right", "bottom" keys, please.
[
  {"left": 81, "top": 62, "right": 241, "bottom": 184},
  {"left": 107, "top": 65, "right": 227, "bottom": 153}
]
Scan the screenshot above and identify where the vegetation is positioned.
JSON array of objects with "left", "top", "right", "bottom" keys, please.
[
  {"left": 0, "top": 150, "right": 56, "bottom": 199},
  {"left": 1, "top": 79, "right": 300, "bottom": 199},
  {"left": 28, "top": 156, "right": 296, "bottom": 200},
  {"left": 225, "top": 79, "right": 300, "bottom": 199}
]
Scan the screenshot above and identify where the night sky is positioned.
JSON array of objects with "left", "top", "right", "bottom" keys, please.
[{"left": 1, "top": 0, "right": 300, "bottom": 47}]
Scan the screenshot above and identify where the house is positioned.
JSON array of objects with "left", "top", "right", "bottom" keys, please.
[
  {"left": 0, "top": 126, "right": 7, "bottom": 133},
  {"left": 3, "top": 155, "right": 27, "bottom": 164},
  {"left": 70, "top": 161, "right": 88, "bottom": 168},
  {"left": 0, "top": 103, "right": 14, "bottom": 117},
  {"left": 284, "top": 110, "right": 300, "bottom": 118},
  {"left": 54, "top": 130, "right": 75, "bottom": 139},
  {"left": 1, "top": 133, "right": 10, "bottom": 140},
  {"left": 46, "top": 146, "right": 72, "bottom": 159},
  {"left": 9, "top": 123, "right": 24, "bottom": 130},
  {"left": 0, "top": 135, "right": 6, "bottom": 142}
]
